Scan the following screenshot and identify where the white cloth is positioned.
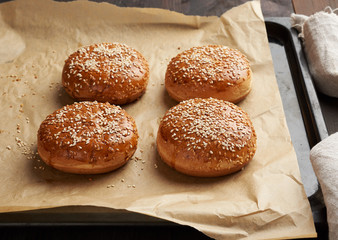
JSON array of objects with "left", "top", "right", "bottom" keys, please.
[
  {"left": 310, "top": 132, "right": 338, "bottom": 240},
  {"left": 291, "top": 8, "right": 338, "bottom": 98}
]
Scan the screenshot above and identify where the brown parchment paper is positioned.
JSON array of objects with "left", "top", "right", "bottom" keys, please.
[{"left": 0, "top": 0, "right": 316, "bottom": 239}]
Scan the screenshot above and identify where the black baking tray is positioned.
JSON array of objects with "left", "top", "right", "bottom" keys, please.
[
  {"left": 0, "top": 18, "right": 329, "bottom": 239},
  {"left": 266, "top": 17, "right": 328, "bottom": 239}
]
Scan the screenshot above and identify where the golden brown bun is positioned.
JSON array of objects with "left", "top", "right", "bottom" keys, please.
[
  {"left": 156, "top": 98, "right": 256, "bottom": 177},
  {"left": 62, "top": 43, "right": 149, "bottom": 105},
  {"left": 165, "top": 45, "right": 252, "bottom": 103},
  {"left": 37, "top": 101, "right": 138, "bottom": 174}
]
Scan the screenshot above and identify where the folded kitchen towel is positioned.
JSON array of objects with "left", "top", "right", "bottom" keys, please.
[
  {"left": 310, "top": 132, "right": 338, "bottom": 240},
  {"left": 291, "top": 8, "right": 338, "bottom": 98}
]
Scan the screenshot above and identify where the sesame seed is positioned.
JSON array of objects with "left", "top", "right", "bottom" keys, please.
[
  {"left": 159, "top": 98, "right": 256, "bottom": 164},
  {"left": 166, "top": 45, "right": 250, "bottom": 87},
  {"left": 63, "top": 43, "right": 148, "bottom": 99},
  {"left": 38, "top": 101, "right": 136, "bottom": 156}
]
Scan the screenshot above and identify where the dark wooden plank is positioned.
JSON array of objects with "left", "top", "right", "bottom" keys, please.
[
  {"left": 106, "top": 0, "right": 294, "bottom": 17},
  {"left": 261, "top": 0, "right": 294, "bottom": 17},
  {"left": 292, "top": 0, "right": 338, "bottom": 15}
]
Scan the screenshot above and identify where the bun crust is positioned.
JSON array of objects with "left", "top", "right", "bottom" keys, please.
[
  {"left": 62, "top": 43, "right": 149, "bottom": 105},
  {"left": 37, "top": 101, "right": 138, "bottom": 174},
  {"left": 156, "top": 98, "right": 256, "bottom": 177},
  {"left": 165, "top": 45, "right": 252, "bottom": 103}
]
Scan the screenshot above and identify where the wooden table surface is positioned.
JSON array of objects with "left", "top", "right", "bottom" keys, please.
[
  {"left": 1, "top": 0, "right": 337, "bottom": 239},
  {"left": 104, "top": 0, "right": 338, "bottom": 17},
  {"left": 293, "top": 0, "right": 338, "bottom": 15}
]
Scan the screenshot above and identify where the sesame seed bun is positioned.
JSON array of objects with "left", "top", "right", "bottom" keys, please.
[
  {"left": 62, "top": 42, "right": 149, "bottom": 105},
  {"left": 156, "top": 98, "right": 257, "bottom": 177},
  {"left": 37, "top": 101, "right": 138, "bottom": 174},
  {"left": 165, "top": 45, "right": 252, "bottom": 103}
]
